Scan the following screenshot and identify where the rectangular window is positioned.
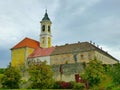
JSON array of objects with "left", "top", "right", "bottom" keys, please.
[{"left": 81, "top": 54, "right": 84, "bottom": 60}]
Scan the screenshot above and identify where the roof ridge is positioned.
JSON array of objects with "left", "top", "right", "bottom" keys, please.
[
  {"left": 88, "top": 42, "right": 118, "bottom": 61},
  {"left": 11, "top": 37, "right": 39, "bottom": 50},
  {"left": 24, "top": 37, "right": 39, "bottom": 43},
  {"left": 55, "top": 42, "right": 88, "bottom": 47}
]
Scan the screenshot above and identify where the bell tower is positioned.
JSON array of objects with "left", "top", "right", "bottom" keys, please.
[{"left": 40, "top": 10, "right": 52, "bottom": 48}]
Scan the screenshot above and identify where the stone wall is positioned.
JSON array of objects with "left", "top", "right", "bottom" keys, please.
[
  {"left": 50, "top": 51, "right": 95, "bottom": 65},
  {"left": 95, "top": 51, "right": 118, "bottom": 64},
  {"left": 52, "top": 63, "right": 85, "bottom": 82},
  {"left": 28, "top": 56, "right": 50, "bottom": 65}
]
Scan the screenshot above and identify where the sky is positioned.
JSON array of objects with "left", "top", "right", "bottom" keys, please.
[{"left": 0, "top": 0, "right": 120, "bottom": 68}]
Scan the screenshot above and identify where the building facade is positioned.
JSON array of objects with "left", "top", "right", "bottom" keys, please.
[
  {"left": 50, "top": 42, "right": 118, "bottom": 65},
  {"left": 11, "top": 38, "right": 39, "bottom": 67},
  {"left": 11, "top": 11, "right": 118, "bottom": 67},
  {"left": 11, "top": 11, "right": 118, "bottom": 81}
]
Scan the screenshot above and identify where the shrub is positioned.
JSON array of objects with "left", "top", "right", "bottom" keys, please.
[
  {"left": 110, "top": 63, "right": 120, "bottom": 85},
  {"left": 82, "top": 57, "right": 105, "bottom": 87},
  {"left": 0, "top": 68, "right": 5, "bottom": 74},
  {"left": 60, "top": 81, "right": 72, "bottom": 89},
  {"left": 105, "top": 83, "right": 115, "bottom": 90},
  {"left": 72, "top": 82, "right": 84, "bottom": 89},
  {"left": 53, "top": 81, "right": 72, "bottom": 89},
  {"left": 28, "top": 61, "right": 54, "bottom": 89},
  {"left": 2, "top": 67, "right": 21, "bottom": 89},
  {"left": 53, "top": 81, "right": 61, "bottom": 89}
]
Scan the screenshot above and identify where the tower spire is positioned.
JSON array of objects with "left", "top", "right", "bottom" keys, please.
[
  {"left": 40, "top": 10, "right": 52, "bottom": 48},
  {"left": 45, "top": 9, "right": 47, "bottom": 13},
  {"left": 42, "top": 9, "right": 51, "bottom": 21}
]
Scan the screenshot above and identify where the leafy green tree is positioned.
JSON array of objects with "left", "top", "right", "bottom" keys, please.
[
  {"left": 82, "top": 57, "right": 105, "bottom": 87},
  {"left": 0, "top": 68, "right": 5, "bottom": 74},
  {"left": 2, "top": 66, "right": 21, "bottom": 89},
  {"left": 28, "top": 61, "right": 54, "bottom": 89},
  {"left": 110, "top": 63, "right": 120, "bottom": 85}
]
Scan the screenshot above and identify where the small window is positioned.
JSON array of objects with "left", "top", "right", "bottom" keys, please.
[
  {"left": 81, "top": 54, "right": 84, "bottom": 59},
  {"left": 42, "top": 25, "right": 45, "bottom": 32},
  {"left": 74, "top": 54, "right": 77, "bottom": 62},
  {"left": 88, "top": 53, "right": 91, "bottom": 59},
  {"left": 48, "top": 26, "right": 50, "bottom": 32},
  {"left": 42, "top": 37, "right": 45, "bottom": 44}
]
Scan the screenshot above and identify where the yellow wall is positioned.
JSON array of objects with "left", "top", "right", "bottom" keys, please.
[
  {"left": 11, "top": 48, "right": 25, "bottom": 67},
  {"left": 26, "top": 47, "right": 35, "bottom": 58},
  {"left": 11, "top": 47, "right": 35, "bottom": 67},
  {"left": 48, "top": 37, "right": 51, "bottom": 47}
]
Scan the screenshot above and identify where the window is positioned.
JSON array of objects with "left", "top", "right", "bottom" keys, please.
[
  {"left": 81, "top": 54, "right": 84, "bottom": 59},
  {"left": 48, "top": 26, "right": 50, "bottom": 32},
  {"left": 42, "top": 25, "right": 45, "bottom": 32},
  {"left": 42, "top": 37, "right": 45, "bottom": 44},
  {"left": 48, "top": 37, "right": 51, "bottom": 47},
  {"left": 74, "top": 54, "right": 77, "bottom": 62},
  {"left": 88, "top": 53, "right": 91, "bottom": 59}
]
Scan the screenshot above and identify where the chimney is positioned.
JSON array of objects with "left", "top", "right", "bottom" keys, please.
[
  {"left": 90, "top": 41, "right": 92, "bottom": 44},
  {"left": 97, "top": 45, "right": 99, "bottom": 48},
  {"left": 78, "top": 41, "right": 80, "bottom": 43}
]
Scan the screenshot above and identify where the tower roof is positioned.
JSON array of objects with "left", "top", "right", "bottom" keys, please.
[{"left": 42, "top": 10, "right": 51, "bottom": 21}]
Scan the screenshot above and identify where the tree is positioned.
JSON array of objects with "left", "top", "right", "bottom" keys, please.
[
  {"left": 0, "top": 68, "right": 5, "bottom": 74},
  {"left": 2, "top": 66, "right": 21, "bottom": 89},
  {"left": 82, "top": 57, "right": 105, "bottom": 87},
  {"left": 28, "top": 61, "right": 54, "bottom": 89},
  {"left": 110, "top": 63, "right": 120, "bottom": 85}
]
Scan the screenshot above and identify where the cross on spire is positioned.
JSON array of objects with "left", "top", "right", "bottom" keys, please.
[{"left": 45, "top": 9, "right": 47, "bottom": 13}]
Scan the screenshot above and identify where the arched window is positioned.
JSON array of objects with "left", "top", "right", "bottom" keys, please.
[
  {"left": 42, "top": 25, "right": 45, "bottom": 32},
  {"left": 42, "top": 37, "right": 45, "bottom": 44},
  {"left": 48, "top": 37, "right": 51, "bottom": 47},
  {"left": 48, "top": 26, "right": 50, "bottom": 32}
]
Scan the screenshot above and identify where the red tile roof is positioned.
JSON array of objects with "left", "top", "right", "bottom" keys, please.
[
  {"left": 28, "top": 47, "right": 55, "bottom": 58},
  {"left": 11, "top": 37, "right": 40, "bottom": 49}
]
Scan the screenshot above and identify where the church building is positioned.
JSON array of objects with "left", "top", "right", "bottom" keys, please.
[{"left": 11, "top": 11, "right": 118, "bottom": 67}]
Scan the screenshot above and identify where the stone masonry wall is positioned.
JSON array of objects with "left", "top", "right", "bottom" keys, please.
[
  {"left": 52, "top": 63, "right": 85, "bottom": 82},
  {"left": 50, "top": 51, "right": 95, "bottom": 65}
]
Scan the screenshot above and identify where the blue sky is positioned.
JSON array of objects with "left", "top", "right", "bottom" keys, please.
[{"left": 0, "top": 0, "right": 120, "bottom": 68}]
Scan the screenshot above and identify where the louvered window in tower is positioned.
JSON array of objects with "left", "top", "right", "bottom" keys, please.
[{"left": 42, "top": 25, "right": 45, "bottom": 32}]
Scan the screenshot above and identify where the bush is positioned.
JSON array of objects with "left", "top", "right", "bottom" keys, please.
[
  {"left": 72, "top": 82, "right": 84, "bottom": 89},
  {"left": 82, "top": 57, "right": 105, "bottom": 87},
  {"left": 53, "top": 81, "right": 72, "bottom": 89},
  {"left": 0, "top": 68, "right": 5, "bottom": 74},
  {"left": 1, "top": 67, "right": 21, "bottom": 89},
  {"left": 53, "top": 81, "right": 61, "bottom": 89},
  {"left": 110, "top": 63, "right": 120, "bottom": 85},
  {"left": 28, "top": 62, "right": 54, "bottom": 89},
  {"left": 60, "top": 81, "right": 72, "bottom": 89},
  {"left": 105, "top": 83, "right": 115, "bottom": 90}
]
